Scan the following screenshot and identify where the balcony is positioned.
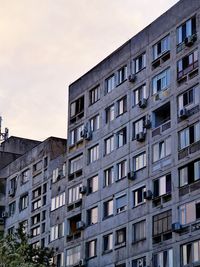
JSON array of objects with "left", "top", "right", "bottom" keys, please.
[{"left": 178, "top": 140, "right": 200, "bottom": 160}]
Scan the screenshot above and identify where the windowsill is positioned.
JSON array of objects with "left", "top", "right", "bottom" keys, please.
[
  {"left": 132, "top": 202, "right": 145, "bottom": 209},
  {"left": 132, "top": 238, "right": 146, "bottom": 245},
  {"left": 134, "top": 166, "right": 146, "bottom": 173},
  {"left": 87, "top": 222, "right": 98, "bottom": 227},
  {"left": 102, "top": 214, "right": 113, "bottom": 221},
  {"left": 89, "top": 99, "right": 100, "bottom": 107},
  {"left": 116, "top": 209, "right": 127, "bottom": 215},
  {"left": 116, "top": 111, "right": 127, "bottom": 118},
  {"left": 153, "top": 86, "right": 170, "bottom": 96},
  {"left": 115, "top": 242, "right": 126, "bottom": 249},
  {"left": 153, "top": 155, "right": 171, "bottom": 164},
  {"left": 87, "top": 255, "right": 97, "bottom": 261},
  {"left": 102, "top": 249, "right": 113, "bottom": 255},
  {"left": 116, "top": 79, "right": 127, "bottom": 87},
  {"left": 135, "top": 67, "right": 146, "bottom": 74},
  {"left": 116, "top": 176, "right": 127, "bottom": 182}
]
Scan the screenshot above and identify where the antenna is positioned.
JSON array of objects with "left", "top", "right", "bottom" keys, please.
[{"left": 0, "top": 116, "right": 9, "bottom": 143}]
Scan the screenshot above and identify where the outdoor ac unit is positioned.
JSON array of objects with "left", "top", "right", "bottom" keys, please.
[
  {"left": 184, "top": 34, "right": 197, "bottom": 47},
  {"left": 138, "top": 98, "right": 147, "bottom": 108},
  {"left": 79, "top": 185, "right": 87, "bottom": 194},
  {"left": 127, "top": 171, "right": 136, "bottom": 181},
  {"left": 172, "top": 222, "right": 182, "bottom": 233},
  {"left": 2, "top": 211, "right": 8, "bottom": 218},
  {"left": 136, "top": 132, "right": 146, "bottom": 142},
  {"left": 128, "top": 74, "right": 136, "bottom": 83},
  {"left": 85, "top": 131, "right": 92, "bottom": 141},
  {"left": 179, "top": 108, "right": 188, "bottom": 119},
  {"left": 80, "top": 129, "right": 87, "bottom": 138},
  {"left": 76, "top": 221, "right": 85, "bottom": 230},
  {"left": 9, "top": 188, "right": 15, "bottom": 197},
  {"left": 143, "top": 190, "right": 153, "bottom": 200},
  {"left": 79, "top": 259, "right": 86, "bottom": 267}
]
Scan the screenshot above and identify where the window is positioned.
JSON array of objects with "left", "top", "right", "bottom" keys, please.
[
  {"left": 178, "top": 85, "right": 198, "bottom": 111},
  {"left": 68, "top": 184, "right": 82, "bottom": 204},
  {"left": 20, "top": 220, "right": 28, "bottom": 234},
  {"left": 177, "top": 16, "right": 196, "bottom": 45},
  {"left": 179, "top": 121, "right": 200, "bottom": 150},
  {"left": 105, "top": 104, "right": 115, "bottom": 123},
  {"left": 133, "top": 152, "right": 146, "bottom": 171},
  {"left": 10, "top": 176, "right": 17, "bottom": 191},
  {"left": 133, "top": 84, "right": 147, "bottom": 106},
  {"left": 103, "top": 233, "right": 113, "bottom": 253},
  {"left": 66, "top": 245, "right": 81, "bottom": 266},
  {"left": 33, "top": 161, "right": 42, "bottom": 173},
  {"left": 69, "top": 124, "right": 84, "bottom": 146},
  {"left": 152, "top": 68, "right": 170, "bottom": 94},
  {"left": 50, "top": 223, "right": 64, "bottom": 242},
  {"left": 105, "top": 135, "right": 114, "bottom": 155},
  {"left": 133, "top": 53, "right": 146, "bottom": 73},
  {"left": 153, "top": 102, "right": 171, "bottom": 128},
  {"left": 31, "top": 213, "right": 40, "bottom": 226},
  {"left": 116, "top": 228, "right": 126, "bottom": 245},
  {"left": 87, "top": 206, "right": 98, "bottom": 225},
  {"left": 133, "top": 186, "right": 146, "bottom": 207},
  {"left": 153, "top": 137, "right": 171, "bottom": 162},
  {"left": 118, "top": 65, "right": 127, "bottom": 84},
  {"left": 153, "top": 35, "right": 170, "bottom": 60},
  {"left": 132, "top": 257, "right": 146, "bottom": 267},
  {"left": 51, "top": 192, "right": 65, "bottom": 211},
  {"left": 181, "top": 240, "right": 200, "bottom": 266},
  {"left": 87, "top": 239, "right": 97, "bottom": 258},
  {"left": 117, "top": 127, "right": 127, "bottom": 148},
  {"left": 153, "top": 210, "right": 172, "bottom": 240},
  {"left": 89, "top": 85, "right": 100, "bottom": 105},
  {"left": 32, "top": 187, "right": 41, "bottom": 199},
  {"left": 104, "top": 166, "right": 114, "bottom": 187},
  {"left": 54, "top": 253, "right": 64, "bottom": 267},
  {"left": 32, "top": 199, "right": 42, "bottom": 211},
  {"left": 153, "top": 174, "right": 171, "bottom": 197},
  {"left": 103, "top": 199, "right": 113, "bottom": 219},
  {"left": 9, "top": 201, "right": 16, "bottom": 216},
  {"left": 69, "top": 154, "right": 83, "bottom": 174},
  {"left": 117, "top": 96, "right": 127, "bottom": 116},
  {"left": 153, "top": 249, "right": 173, "bottom": 267},
  {"left": 132, "top": 220, "right": 146, "bottom": 243},
  {"left": 179, "top": 159, "right": 200, "bottom": 187},
  {"left": 88, "top": 144, "right": 99, "bottom": 163},
  {"left": 21, "top": 169, "right": 30, "bottom": 184},
  {"left": 177, "top": 49, "right": 198, "bottom": 80},
  {"left": 70, "top": 96, "right": 84, "bottom": 121},
  {"left": 116, "top": 195, "right": 127, "bottom": 214},
  {"left": 31, "top": 226, "right": 40, "bottom": 237},
  {"left": 180, "top": 199, "right": 200, "bottom": 225},
  {"left": 87, "top": 175, "right": 98, "bottom": 194},
  {"left": 19, "top": 194, "right": 28, "bottom": 211},
  {"left": 133, "top": 117, "right": 145, "bottom": 139},
  {"left": 90, "top": 114, "right": 100, "bottom": 132},
  {"left": 52, "top": 168, "right": 59, "bottom": 183},
  {"left": 117, "top": 160, "right": 127, "bottom": 180},
  {"left": 105, "top": 74, "right": 115, "bottom": 93}
]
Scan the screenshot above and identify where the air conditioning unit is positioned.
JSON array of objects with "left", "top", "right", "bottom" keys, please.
[
  {"left": 2, "top": 211, "right": 8, "bottom": 218},
  {"left": 127, "top": 171, "right": 136, "bottom": 181},
  {"left": 184, "top": 34, "right": 197, "bottom": 47},
  {"left": 79, "top": 259, "right": 86, "bottom": 267},
  {"left": 9, "top": 188, "right": 15, "bottom": 197},
  {"left": 128, "top": 74, "right": 136, "bottom": 83},
  {"left": 79, "top": 185, "right": 87, "bottom": 194},
  {"left": 179, "top": 108, "right": 188, "bottom": 119},
  {"left": 76, "top": 221, "right": 85, "bottom": 230},
  {"left": 136, "top": 132, "right": 146, "bottom": 142},
  {"left": 143, "top": 190, "right": 153, "bottom": 200},
  {"left": 144, "top": 119, "right": 151, "bottom": 129},
  {"left": 138, "top": 98, "right": 147, "bottom": 109},
  {"left": 172, "top": 222, "right": 183, "bottom": 233},
  {"left": 85, "top": 131, "right": 92, "bottom": 141}
]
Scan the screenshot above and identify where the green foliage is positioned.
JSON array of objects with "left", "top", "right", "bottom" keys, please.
[{"left": 0, "top": 225, "right": 54, "bottom": 267}]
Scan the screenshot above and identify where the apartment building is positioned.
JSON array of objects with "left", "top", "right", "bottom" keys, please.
[
  {"left": 0, "top": 136, "right": 66, "bottom": 266},
  {"left": 66, "top": 0, "right": 200, "bottom": 267}
]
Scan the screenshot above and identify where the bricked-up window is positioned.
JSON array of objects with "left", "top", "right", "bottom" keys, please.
[
  {"left": 103, "top": 199, "right": 113, "bottom": 219},
  {"left": 153, "top": 210, "right": 172, "bottom": 241},
  {"left": 181, "top": 240, "right": 200, "bottom": 266},
  {"left": 105, "top": 135, "right": 114, "bottom": 155},
  {"left": 70, "top": 96, "right": 84, "bottom": 120},
  {"left": 87, "top": 239, "right": 97, "bottom": 258},
  {"left": 68, "top": 184, "right": 82, "bottom": 204},
  {"left": 177, "top": 49, "right": 198, "bottom": 80},
  {"left": 66, "top": 245, "right": 81, "bottom": 266},
  {"left": 133, "top": 52, "right": 146, "bottom": 73},
  {"left": 152, "top": 68, "right": 170, "bottom": 95},
  {"left": 87, "top": 206, "right": 98, "bottom": 226},
  {"left": 153, "top": 35, "right": 170, "bottom": 61},
  {"left": 69, "top": 154, "right": 83, "bottom": 174},
  {"left": 87, "top": 175, "right": 98, "bottom": 194},
  {"left": 103, "top": 233, "right": 113, "bottom": 252},
  {"left": 50, "top": 222, "right": 64, "bottom": 242},
  {"left": 133, "top": 117, "right": 145, "bottom": 139},
  {"left": 133, "top": 84, "right": 147, "bottom": 106},
  {"left": 153, "top": 174, "right": 171, "bottom": 197},
  {"left": 132, "top": 220, "right": 146, "bottom": 243},
  {"left": 19, "top": 194, "right": 28, "bottom": 211},
  {"left": 69, "top": 124, "right": 84, "bottom": 146},
  {"left": 117, "top": 127, "right": 127, "bottom": 148},
  {"left": 153, "top": 137, "right": 171, "bottom": 163},
  {"left": 117, "top": 96, "right": 127, "bottom": 116},
  {"left": 105, "top": 104, "right": 115, "bottom": 123},
  {"left": 133, "top": 152, "right": 146, "bottom": 171},
  {"left": 133, "top": 186, "right": 146, "bottom": 207},
  {"left": 180, "top": 199, "right": 200, "bottom": 225},
  {"left": 116, "top": 194, "right": 127, "bottom": 214},
  {"left": 104, "top": 166, "right": 114, "bottom": 187},
  {"left": 178, "top": 85, "right": 198, "bottom": 111},
  {"left": 179, "top": 159, "right": 200, "bottom": 187},
  {"left": 88, "top": 144, "right": 99, "bottom": 163},
  {"left": 116, "top": 228, "right": 126, "bottom": 245},
  {"left": 105, "top": 74, "right": 115, "bottom": 94},
  {"left": 177, "top": 16, "right": 196, "bottom": 45},
  {"left": 117, "top": 160, "right": 127, "bottom": 180},
  {"left": 89, "top": 85, "right": 100, "bottom": 105},
  {"left": 179, "top": 121, "right": 200, "bottom": 150},
  {"left": 132, "top": 257, "right": 146, "bottom": 267},
  {"left": 117, "top": 65, "right": 127, "bottom": 84},
  {"left": 90, "top": 114, "right": 100, "bottom": 132},
  {"left": 153, "top": 249, "right": 173, "bottom": 267}
]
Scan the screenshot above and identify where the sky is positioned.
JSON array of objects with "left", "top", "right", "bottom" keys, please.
[{"left": 0, "top": 0, "right": 179, "bottom": 141}]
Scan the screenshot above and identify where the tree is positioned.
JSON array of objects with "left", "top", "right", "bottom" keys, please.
[{"left": 0, "top": 225, "right": 54, "bottom": 267}]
